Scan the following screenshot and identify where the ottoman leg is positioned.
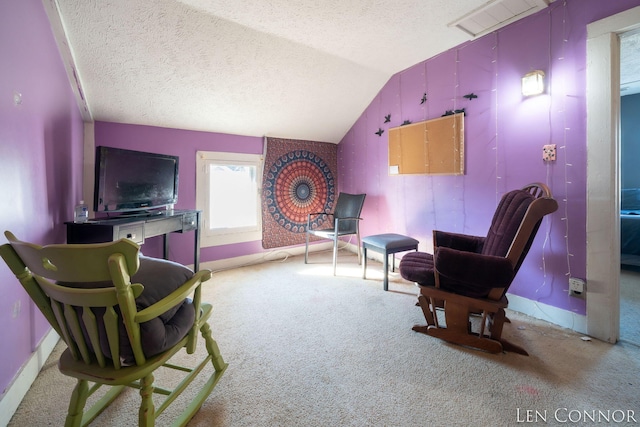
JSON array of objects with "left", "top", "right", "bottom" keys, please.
[
  {"left": 383, "top": 250, "right": 389, "bottom": 291},
  {"left": 362, "top": 247, "right": 368, "bottom": 279}
]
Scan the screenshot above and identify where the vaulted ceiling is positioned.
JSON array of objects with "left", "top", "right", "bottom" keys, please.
[{"left": 49, "top": 0, "right": 567, "bottom": 143}]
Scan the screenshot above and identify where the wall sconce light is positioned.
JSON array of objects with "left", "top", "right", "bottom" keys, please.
[{"left": 522, "top": 70, "right": 545, "bottom": 96}]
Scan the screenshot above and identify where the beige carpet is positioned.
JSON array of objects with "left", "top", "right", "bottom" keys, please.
[{"left": 9, "top": 251, "right": 640, "bottom": 426}]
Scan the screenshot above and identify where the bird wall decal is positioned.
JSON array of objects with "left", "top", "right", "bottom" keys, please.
[
  {"left": 384, "top": 114, "right": 391, "bottom": 123},
  {"left": 463, "top": 93, "right": 478, "bottom": 100},
  {"left": 420, "top": 93, "right": 428, "bottom": 104},
  {"left": 375, "top": 128, "right": 384, "bottom": 136},
  {"left": 442, "top": 108, "right": 466, "bottom": 117}
]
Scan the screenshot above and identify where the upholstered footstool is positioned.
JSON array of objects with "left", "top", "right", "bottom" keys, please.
[{"left": 362, "top": 233, "right": 419, "bottom": 291}]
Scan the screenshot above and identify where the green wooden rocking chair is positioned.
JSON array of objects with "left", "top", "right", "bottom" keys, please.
[{"left": 0, "top": 231, "right": 228, "bottom": 426}]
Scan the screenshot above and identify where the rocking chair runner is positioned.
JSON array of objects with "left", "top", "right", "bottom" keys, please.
[
  {"left": 0, "top": 231, "right": 228, "bottom": 426},
  {"left": 399, "top": 183, "right": 558, "bottom": 355}
]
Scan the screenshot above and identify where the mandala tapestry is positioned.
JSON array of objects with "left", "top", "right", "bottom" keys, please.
[{"left": 262, "top": 137, "right": 337, "bottom": 249}]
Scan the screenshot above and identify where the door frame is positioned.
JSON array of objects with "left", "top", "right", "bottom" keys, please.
[{"left": 586, "top": 6, "right": 640, "bottom": 342}]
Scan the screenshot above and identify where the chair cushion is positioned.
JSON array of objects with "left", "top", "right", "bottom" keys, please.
[
  {"left": 400, "top": 250, "right": 508, "bottom": 297},
  {"left": 434, "top": 247, "right": 514, "bottom": 295},
  {"left": 61, "top": 256, "right": 196, "bottom": 365},
  {"left": 398, "top": 188, "right": 548, "bottom": 299},
  {"left": 399, "top": 252, "right": 436, "bottom": 286},
  {"left": 482, "top": 190, "right": 534, "bottom": 257},
  {"left": 123, "top": 300, "right": 195, "bottom": 365},
  {"left": 362, "top": 233, "right": 419, "bottom": 251},
  {"left": 118, "top": 256, "right": 196, "bottom": 364},
  {"left": 433, "top": 230, "right": 484, "bottom": 253},
  {"left": 133, "top": 256, "right": 194, "bottom": 323}
]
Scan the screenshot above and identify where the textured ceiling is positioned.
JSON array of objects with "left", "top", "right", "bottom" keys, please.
[
  {"left": 53, "top": 0, "right": 499, "bottom": 143},
  {"left": 50, "top": 1, "right": 639, "bottom": 144}
]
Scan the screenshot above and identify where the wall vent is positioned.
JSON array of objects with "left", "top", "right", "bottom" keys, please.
[{"left": 449, "top": 0, "right": 551, "bottom": 38}]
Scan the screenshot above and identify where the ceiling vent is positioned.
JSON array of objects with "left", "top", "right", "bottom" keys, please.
[{"left": 449, "top": 0, "right": 551, "bottom": 38}]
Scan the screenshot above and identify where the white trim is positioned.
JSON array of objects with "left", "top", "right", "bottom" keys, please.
[
  {"left": 506, "top": 294, "right": 587, "bottom": 334},
  {"left": 202, "top": 241, "right": 333, "bottom": 272},
  {"left": 586, "top": 5, "right": 640, "bottom": 343},
  {"left": 196, "top": 151, "right": 264, "bottom": 247},
  {"left": 83, "top": 122, "right": 95, "bottom": 217},
  {"left": 0, "top": 329, "right": 60, "bottom": 426},
  {"left": 42, "top": 0, "right": 92, "bottom": 121}
]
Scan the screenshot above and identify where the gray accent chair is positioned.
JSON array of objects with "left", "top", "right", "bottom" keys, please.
[{"left": 304, "top": 192, "right": 366, "bottom": 275}]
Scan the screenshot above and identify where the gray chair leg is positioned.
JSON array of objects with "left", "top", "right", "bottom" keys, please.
[
  {"left": 304, "top": 232, "right": 309, "bottom": 264},
  {"left": 333, "top": 234, "right": 338, "bottom": 275}
]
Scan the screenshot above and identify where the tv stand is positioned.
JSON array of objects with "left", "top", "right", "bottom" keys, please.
[
  {"left": 65, "top": 209, "right": 201, "bottom": 271},
  {"left": 116, "top": 209, "right": 165, "bottom": 218}
]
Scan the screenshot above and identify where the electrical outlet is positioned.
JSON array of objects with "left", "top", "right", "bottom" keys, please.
[
  {"left": 543, "top": 144, "right": 556, "bottom": 162},
  {"left": 569, "top": 277, "right": 585, "bottom": 297}
]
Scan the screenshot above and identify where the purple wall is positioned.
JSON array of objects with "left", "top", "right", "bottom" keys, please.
[
  {"left": 0, "top": 0, "right": 84, "bottom": 397},
  {"left": 3, "top": 0, "right": 640, "bottom": 408},
  {"left": 338, "top": 0, "right": 640, "bottom": 314},
  {"left": 94, "top": 0, "right": 640, "bottom": 316},
  {"left": 93, "top": 121, "right": 265, "bottom": 265}
]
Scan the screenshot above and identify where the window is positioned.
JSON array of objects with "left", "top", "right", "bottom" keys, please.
[{"left": 196, "top": 151, "right": 263, "bottom": 246}]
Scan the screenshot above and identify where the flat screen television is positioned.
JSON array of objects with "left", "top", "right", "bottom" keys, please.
[{"left": 94, "top": 146, "right": 179, "bottom": 215}]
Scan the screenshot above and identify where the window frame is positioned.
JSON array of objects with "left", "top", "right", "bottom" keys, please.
[{"left": 196, "top": 151, "right": 263, "bottom": 247}]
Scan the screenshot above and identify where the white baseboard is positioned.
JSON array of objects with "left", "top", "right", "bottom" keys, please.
[
  {"left": 0, "top": 329, "right": 60, "bottom": 427},
  {"left": 200, "top": 239, "right": 373, "bottom": 273},
  {"left": 202, "top": 241, "right": 334, "bottom": 272},
  {"left": 506, "top": 293, "right": 588, "bottom": 334}
]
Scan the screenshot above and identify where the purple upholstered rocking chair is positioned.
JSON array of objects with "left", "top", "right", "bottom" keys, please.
[{"left": 399, "top": 183, "right": 558, "bottom": 355}]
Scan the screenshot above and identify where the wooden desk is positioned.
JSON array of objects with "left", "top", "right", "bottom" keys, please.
[{"left": 66, "top": 209, "right": 201, "bottom": 271}]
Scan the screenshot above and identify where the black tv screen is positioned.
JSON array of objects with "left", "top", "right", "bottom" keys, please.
[{"left": 94, "top": 146, "right": 179, "bottom": 214}]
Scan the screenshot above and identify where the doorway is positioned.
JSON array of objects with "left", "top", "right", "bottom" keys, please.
[
  {"left": 586, "top": 6, "right": 640, "bottom": 343},
  {"left": 620, "top": 30, "right": 640, "bottom": 345}
]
